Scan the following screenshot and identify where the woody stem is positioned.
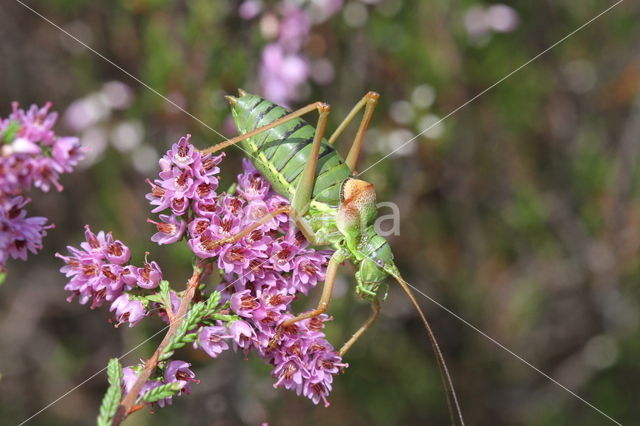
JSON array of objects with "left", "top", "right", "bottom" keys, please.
[{"left": 112, "top": 260, "right": 210, "bottom": 425}]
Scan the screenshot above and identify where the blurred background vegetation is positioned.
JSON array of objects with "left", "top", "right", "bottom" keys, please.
[{"left": 1, "top": 0, "right": 640, "bottom": 424}]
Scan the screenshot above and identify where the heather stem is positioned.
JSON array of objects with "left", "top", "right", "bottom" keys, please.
[{"left": 112, "top": 260, "right": 210, "bottom": 425}]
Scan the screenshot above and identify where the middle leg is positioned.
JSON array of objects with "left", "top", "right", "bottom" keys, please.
[{"left": 268, "top": 250, "right": 343, "bottom": 349}]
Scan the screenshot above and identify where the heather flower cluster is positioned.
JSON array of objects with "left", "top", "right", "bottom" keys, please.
[
  {"left": 147, "top": 136, "right": 346, "bottom": 406},
  {"left": 56, "top": 224, "right": 165, "bottom": 326},
  {"left": 59, "top": 135, "right": 345, "bottom": 419},
  {"left": 238, "top": 0, "right": 379, "bottom": 105},
  {"left": 0, "top": 102, "right": 83, "bottom": 274}
]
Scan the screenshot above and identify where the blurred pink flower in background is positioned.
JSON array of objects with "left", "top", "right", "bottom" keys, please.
[
  {"left": 464, "top": 4, "right": 519, "bottom": 40},
  {"left": 260, "top": 44, "right": 310, "bottom": 106},
  {"left": 240, "top": 0, "right": 376, "bottom": 106}
]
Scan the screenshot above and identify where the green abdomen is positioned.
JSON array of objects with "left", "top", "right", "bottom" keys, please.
[{"left": 231, "top": 93, "right": 351, "bottom": 207}]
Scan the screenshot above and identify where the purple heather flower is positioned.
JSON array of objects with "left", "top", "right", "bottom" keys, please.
[
  {"left": 10, "top": 102, "right": 58, "bottom": 143},
  {"left": 121, "top": 365, "right": 178, "bottom": 408},
  {"left": 188, "top": 217, "right": 210, "bottom": 237},
  {"left": 242, "top": 226, "right": 273, "bottom": 250},
  {"left": 210, "top": 214, "right": 242, "bottom": 240},
  {"left": 51, "top": 136, "right": 84, "bottom": 173},
  {"left": 193, "top": 152, "right": 224, "bottom": 182},
  {"left": 170, "top": 197, "right": 189, "bottom": 216},
  {"left": 105, "top": 239, "right": 131, "bottom": 264},
  {"left": 120, "top": 265, "right": 138, "bottom": 287},
  {"left": 110, "top": 293, "right": 146, "bottom": 327},
  {"left": 193, "top": 181, "right": 218, "bottom": 202},
  {"left": 146, "top": 139, "right": 223, "bottom": 221},
  {"left": 0, "top": 102, "right": 82, "bottom": 194},
  {"left": 148, "top": 214, "right": 186, "bottom": 245},
  {"left": 166, "top": 134, "right": 198, "bottom": 169},
  {"left": 145, "top": 179, "right": 170, "bottom": 212},
  {"left": 292, "top": 253, "right": 328, "bottom": 294},
  {"left": 162, "top": 167, "right": 197, "bottom": 200},
  {"left": 243, "top": 200, "right": 280, "bottom": 231},
  {"left": 136, "top": 258, "right": 162, "bottom": 289},
  {"left": 231, "top": 289, "right": 261, "bottom": 318},
  {"left": 268, "top": 241, "right": 299, "bottom": 273},
  {"left": 57, "top": 228, "right": 161, "bottom": 309},
  {"left": 273, "top": 357, "right": 305, "bottom": 392},
  {"left": 229, "top": 320, "right": 255, "bottom": 350},
  {"left": 81, "top": 225, "right": 111, "bottom": 255},
  {"left": 198, "top": 325, "right": 231, "bottom": 358},
  {"left": 219, "top": 245, "right": 255, "bottom": 275},
  {"left": 303, "top": 378, "right": 332, "bottom": 407},
  {"left": 192, "top": 199, "right": 219, "bottom": 218},
  {"left": 0, "top": 102, "right": 82, "bottom": 271},
  {"left": 220, "top": 195, "right": 245, "bottom": 215},
  {"left": 168, "top": 291, "right": 181, "bottom": 317},
  {"left": 164, "top": 360, "right": 198, "bottom": 394},
  {"left": 237, "top": 170, "right": 270, "bottom": 200},
  {"left": 122, "top": 367, "right": 139, "bottom": 394},
  {"left": 259, "top": 287, "right": 293, "bottom": 312},
  {"left": 188, "top": 229, "right": 222, "bottom": 259},
  {"left": 265, "top": 194, "right": 291, "bottom": 224},
  {"left": 0, "top": 196, "right": 52, "bottom": 262},
  {"left": 100, "top": 264, "right": 124, "bottom": 291}
]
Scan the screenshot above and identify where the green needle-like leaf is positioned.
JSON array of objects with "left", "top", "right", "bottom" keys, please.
[
  {"left": 96, "top": 358, "right": 123, "bottom": 426},
  {"left": 141, "top": 382, "right": 182, "bottom": 403}
]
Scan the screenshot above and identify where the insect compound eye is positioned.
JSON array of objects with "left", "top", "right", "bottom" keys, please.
[{"left": 339, "top": 178, "right": 352, "bottom": 203}]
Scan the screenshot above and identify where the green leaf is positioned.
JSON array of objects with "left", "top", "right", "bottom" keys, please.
[
  {"left": 1, "top": 120, "right": 21, "bottom": 144},
  {"left": 96, "top": 358, "right": 123, "bottom": 426},
  {"left": 205, "top": 291, "right": 221, "bottom": 313},
  {"left": 160, "top": 302, "right": 207, "bottom": 361},
  {"left": 141, "top": 382, "right": 182, "bottom": 403},
  {"left": 159, "top": 280, "right": 173, "bottom": 309},
  {"left": 159, "top": 279, "right": 171, "bottom": 295},
  {"left": 210, "top": 313, "right": 239, "bottom": 322},
  {"left": 145, "top": 293, "right": 164, "bottom": 304}
]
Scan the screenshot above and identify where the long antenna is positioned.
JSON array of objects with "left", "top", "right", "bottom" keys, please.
[{"left": 389, "top": 269, "right": 465, "bottom": 426}]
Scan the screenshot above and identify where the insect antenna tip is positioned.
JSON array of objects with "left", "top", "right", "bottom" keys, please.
[
  {"left": 238, "top": 88, "right": 247, "bottom": 96},
  {"left": 224, "top": 95, "right": 238, "bottom": 105}
]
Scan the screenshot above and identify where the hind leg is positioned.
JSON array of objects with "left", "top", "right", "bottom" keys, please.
[
  {"left": 327, "top": 91, "right": 379, "bottom": 172},
  {"left": 202, "top": 97, "right": 330, "bottom": 156}
]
